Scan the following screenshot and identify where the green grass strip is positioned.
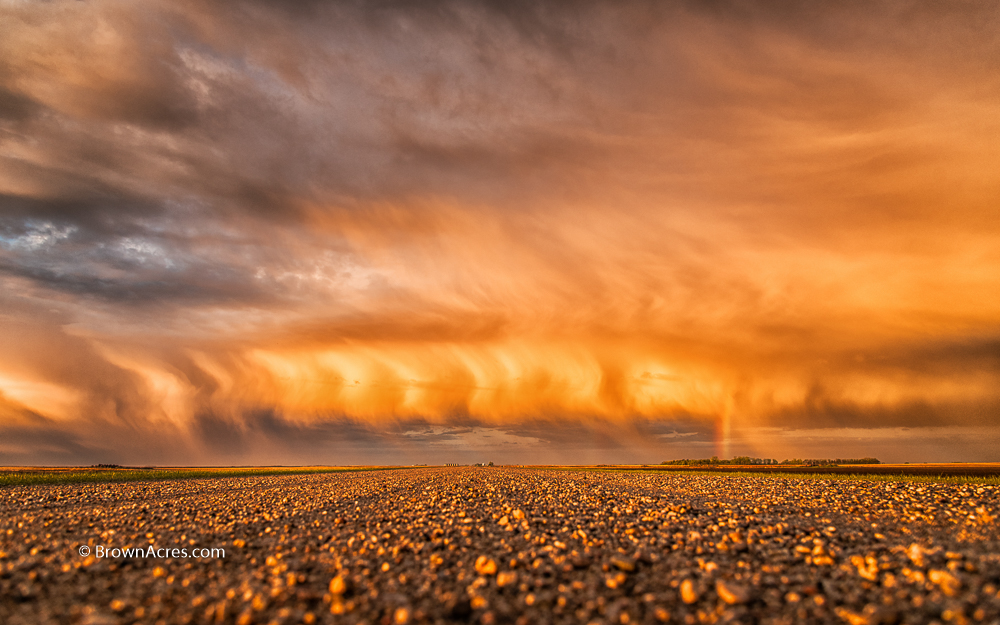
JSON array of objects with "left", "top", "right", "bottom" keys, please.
[{"left": 0, "top": 466, "right": 410, "bottom": 488}]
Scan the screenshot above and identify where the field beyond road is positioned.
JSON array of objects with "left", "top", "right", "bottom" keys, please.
[
  {"left": 0, "top": 466, "right": 402, "bottom": 488},
  {"left": 2, "top": 468, "right": 999, "bottom": 625}
]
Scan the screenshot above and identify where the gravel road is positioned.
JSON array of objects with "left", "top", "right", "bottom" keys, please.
[{"left": 2, "top": 468, "right": 999, "bottom": 625}]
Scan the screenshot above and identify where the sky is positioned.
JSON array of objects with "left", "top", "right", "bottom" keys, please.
[{"left": 0, "top": 0, "right": 998, "bottom": 466}]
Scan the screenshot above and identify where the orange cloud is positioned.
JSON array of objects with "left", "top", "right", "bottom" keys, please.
[{"left": 0, "top": 0, "right": 997, "bottom": 464}]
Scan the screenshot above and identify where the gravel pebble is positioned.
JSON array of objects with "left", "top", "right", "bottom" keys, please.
[{"left": 1, "top": 467, "right": 999, "bottom": 624}]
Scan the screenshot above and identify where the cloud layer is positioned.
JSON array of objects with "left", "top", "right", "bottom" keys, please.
[{"left": 1, "top": 0, "right": 998, "bottom": 464}]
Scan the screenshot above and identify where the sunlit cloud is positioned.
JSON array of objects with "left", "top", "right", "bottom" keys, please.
[{"left": 0, "top": 0, "right": 997, "bottom": 464}]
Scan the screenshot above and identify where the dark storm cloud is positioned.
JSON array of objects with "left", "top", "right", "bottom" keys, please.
[
  {"left": 0, "top": 193, "right": 166, "bottom": 235},
  {"left": 888, "top": 336, "right": 1000, "bottom": 375},
  {"left": 751, "top": 335, "right": 1000, "bottom": 429},
  {"left": 0, "top": 195, "right": 280, "bottom": 307},
  {"left": 0, "top": 86, "right": 43, "bottom": 122},
  {"left": 191, "top": 409, "right": 402, "bottom": 460},
  {"left": 180, "top": 410, "right": 718, "bottom": 465},
  {"left": 0, "top": 421, "right": 107, "bottom": 466},
  {"left": 0, "top": 0, "right": 650, "bottom": 215},
  {"left": 493, "top": 416, "right": 715, "bottom": 450},
  {"left": 764, "top": 391, "right": 1000, "bottom": 430},
  {"left": 189, "top": 410, "right": 512, "bottom": 465}
]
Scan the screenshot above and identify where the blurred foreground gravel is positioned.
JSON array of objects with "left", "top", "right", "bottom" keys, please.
[{"left": 2, "top": 468, "right": 999, "bottom": 625}]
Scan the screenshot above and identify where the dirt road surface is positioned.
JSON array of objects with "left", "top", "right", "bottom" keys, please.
[{"left": 2, "top": 468, "right": 999, "bottom": 624}]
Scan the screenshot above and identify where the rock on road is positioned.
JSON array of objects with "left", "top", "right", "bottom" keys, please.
[{"left": 2, "top": 468, "right": 999, "bottom": 625}]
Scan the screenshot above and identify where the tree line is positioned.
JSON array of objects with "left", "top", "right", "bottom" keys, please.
[{"left": 661, "top": 456, "right": 880, "bottom": 466}]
